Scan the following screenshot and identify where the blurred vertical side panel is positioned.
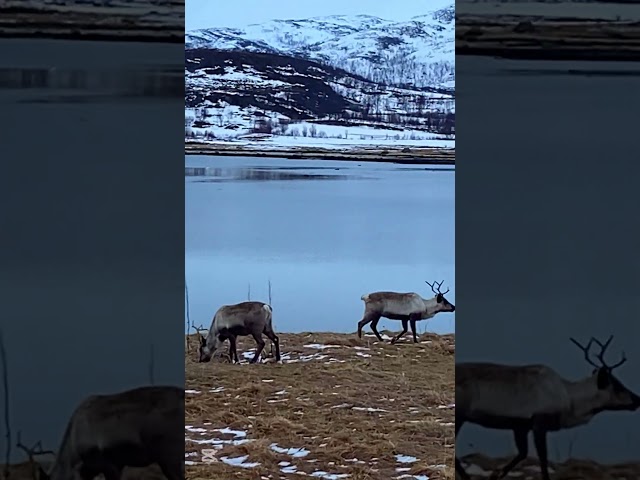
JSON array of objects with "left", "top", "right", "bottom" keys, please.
[
  {"left": 456, "top": 1, "right": 640, "bottom": 479},
  {"left": 0, "top": 1, "right": 185, "bottom": 479}
]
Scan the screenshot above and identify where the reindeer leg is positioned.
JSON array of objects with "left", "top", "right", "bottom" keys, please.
[
  {"left": 533, "top": 427, "right": 550, "bottom": 480},
  {"left": 455, "top": 419, "right": 471, "bottom": 480},
  {"left": 357, "top": 312, "right": 380, "bottom": 339},
  {"left": 409, "top": 318, "right": 418, "bottom": 343},
  {"left": 391, "top": 320, "right": 409, "bottom": 344},
  {"left": 250, "top": 333, "right": 266, "bottom": 364},
  {"left": 158, "top": 460, "right": 183, "bottom": 480},
  {"left": 369, "top": 316, "right": 384, "bottom": 342},
  {"left": 491, "top": 428, "right": 528, "bottom": 479},
  {"left": 265, "top": 330, "right": 281, "bottom": 362},
  {"left": 228, "top": 335, "right": 239, "bottom": 363}
]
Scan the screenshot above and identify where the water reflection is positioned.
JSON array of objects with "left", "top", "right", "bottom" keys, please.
[
  {"left": 185, "top": 166, "right": 365, "bottom": 182},
  {"left": 0, "top": 66, "right": 183, "bottom": 102}
]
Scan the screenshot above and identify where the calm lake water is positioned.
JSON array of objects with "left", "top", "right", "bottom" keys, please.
[{"left": 185, "top": 155, "right": 455, "bottom": 335}]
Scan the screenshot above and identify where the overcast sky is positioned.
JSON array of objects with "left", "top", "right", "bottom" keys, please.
[{"left": 186, "top": 0, "right": 453, "bottom": 30}]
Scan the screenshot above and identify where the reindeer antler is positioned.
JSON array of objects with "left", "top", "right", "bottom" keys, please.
[
  {"left": 570, "top": 335, "right": 627, "bottom": 370},
  {"left": 569, "top": 337, "right": 600, "bottom": 369},
  {"left": 191, "top": 325, "right": 207, "bottom": 337},
  {"left": 425, "top": 280, "right": 449, "bottom": 295},
  {"left": 591, "top": 335, "right": 627, "bottom": 369}
]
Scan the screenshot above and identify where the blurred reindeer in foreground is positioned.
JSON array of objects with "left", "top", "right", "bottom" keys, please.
[
  {"left": 16, "top": 385, "right": 183, "bottom": 480},
  {"left": 456, "top": 335, "right": 640, "bottom": 480}
]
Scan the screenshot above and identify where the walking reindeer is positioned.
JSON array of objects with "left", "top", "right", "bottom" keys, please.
[
  {"left": 456, "top": 335, "right": 640, "bottom": 480},
  {"left": 357, "top": 280, "right": 455, "bottom": 343}
]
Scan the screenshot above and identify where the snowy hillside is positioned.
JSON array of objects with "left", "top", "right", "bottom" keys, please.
[
  {"left": 186, "top": 5, "right": 454, "bottom": 89},
  {"left": 185, "top": 6, "right": 455, "bottom": 150}
]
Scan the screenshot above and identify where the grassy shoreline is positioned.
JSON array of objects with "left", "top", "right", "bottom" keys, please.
[
  {"left": 0, "top": 5, "right": 182, "bottom": 44},
  {"left": 457, "top": 15, "right": 640, "bottom": 62},
  {"left": 185, "top": 331, "right": 455, "bottom": 480},
  {"left": 185, "top": 142, "right": 455, "bottom": 165}
]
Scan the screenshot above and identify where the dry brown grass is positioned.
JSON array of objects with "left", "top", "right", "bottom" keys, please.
[
  {"left": 0, "top": 462, "right": 166, "bottom": 480},
  {"left": 185, "top": 331, "right": 455, "bottom": 480},
  {"left": 184, "top": 142, "right": 455, "bottom": 165},
  {"left": 460, "top": 454, "right": 640, "bottom": 480}
]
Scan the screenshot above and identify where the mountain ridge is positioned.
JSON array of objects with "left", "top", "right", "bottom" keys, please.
[
  {"left": 184, "top": 7, "right": 455, "bottom": 150},
  {"left": 185, "top": 5, "right": 454, "bottom": 89}
]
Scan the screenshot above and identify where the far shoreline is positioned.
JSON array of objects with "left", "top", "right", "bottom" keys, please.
[{"left": 185, "top": 142, "right": 456, "bottom": 166}]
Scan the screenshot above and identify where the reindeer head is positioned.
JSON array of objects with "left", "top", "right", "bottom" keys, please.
[
  {"left": 193, "top": 326, "right": 213, "bottom": 363},
  {"left": 570, "top": 335, "right": 640, "bottom": 411},
  {"left": 425, "top": 280, "right": 455, "bottom": 313},
  {"left": 197, "top": 334, "right": 213, "bottom": 363}
]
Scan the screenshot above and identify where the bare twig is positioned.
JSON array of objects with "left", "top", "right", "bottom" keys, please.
[
  {"left": 16, "top": 432, "right": 54, "bottom": 480},
  {"left": 1, "top": 329, "right": 11, "bottom": 480},
  {"left": 247, "top": 283, "right": 251, "bottom": 301},
  {"left": 16, "top": 432, "right": 54, "bottom": 459},
  {"left": 148, "top": 344, "right": 155, "bottom": 385},
  {"left": 268, "top": 279, "right": 272, "bottom": 306},
  {"left": 185, "top": 279, "right": 191, "bottom": 354}
]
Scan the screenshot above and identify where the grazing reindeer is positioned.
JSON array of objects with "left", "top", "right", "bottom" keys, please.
[
  {"left": 20, "top": 385, "right": 184, "bottom": 480},
  {"left": 357, "top": 280, "right": 455, "bottom": 344},
  {"left": 455, "top": 335, "right": 640, "bottom": 480},
  {"left": 197, "top": 301, "right": 281, "bottom": 364}
]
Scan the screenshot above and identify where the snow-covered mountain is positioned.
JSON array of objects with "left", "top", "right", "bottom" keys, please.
[
  {"left": 186, "top": 5, "right": 454, "bottom": 89},
  {"left": 185, "top": 7, "right": 455, "bottom": 148}
]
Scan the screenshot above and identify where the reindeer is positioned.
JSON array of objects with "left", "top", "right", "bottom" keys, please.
[
  {"left": 455, "top": 335, "right": 640, "bottom": 480},
  {"left": 197, "top": 301, "right": 281, "bottom": 364},
  {"left": 356, "top": 280, "right": 455, "bottom": 344},
  {"left": 18, "top": 385, "right": 184, "bottom": 480}
]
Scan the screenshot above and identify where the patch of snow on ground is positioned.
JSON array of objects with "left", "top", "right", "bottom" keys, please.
[
  {"left": 221, "top": 454, "right": 260, "bottom": 468},
  {"left": 270, "top": 443, "right": 311, "bottom": 457},
  {"left": 185, "top": 426, "right": 207, "bottom": 433},
  {"left": 310, "top": 471, "right": 350, "bottom": 479},
  {"left": 396, "top": 455, "right": 418, "bottom": 463},
  {"left": 352, "top": 406, "right": 387, "bottom": 412},
  {"left": 365, "top": 333, "right": 393, "bottom": 341},
  {"left": 215, "top": 427, "right": 247, "bottom": 438},
  {"left": 185, "top": 425, "right": 251, "bottom": 448}
]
